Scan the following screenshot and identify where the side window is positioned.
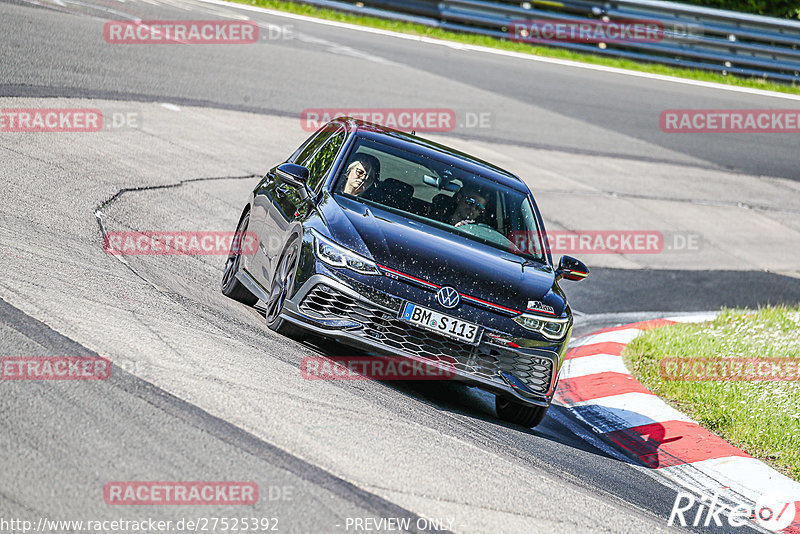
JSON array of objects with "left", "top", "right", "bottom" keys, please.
[
  {"left": 305, "top": 128, "right": 346, "bottom": 192},
  {"left": 292, "top": 124, "right": 337, "bottom": 165}
]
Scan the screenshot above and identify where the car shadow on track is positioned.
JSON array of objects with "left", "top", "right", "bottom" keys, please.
[{"left": 253, "top": 310, "right": 637, "bottom": 466}]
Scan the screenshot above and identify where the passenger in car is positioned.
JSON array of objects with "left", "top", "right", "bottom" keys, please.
[
  {"left": 342, "top": 154, "right": 380, "bottom": 196},
  {"left": 431, "top": 186, "right": 489, "bottom": 228}
]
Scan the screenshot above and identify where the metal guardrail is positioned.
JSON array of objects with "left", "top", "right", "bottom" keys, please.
[{"left": 293, "top": 0, "right": 800, "bottom": 84}]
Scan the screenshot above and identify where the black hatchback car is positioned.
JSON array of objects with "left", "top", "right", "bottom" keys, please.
[{"left": 221, "top": 118, "right": 588, "bottom": 427}]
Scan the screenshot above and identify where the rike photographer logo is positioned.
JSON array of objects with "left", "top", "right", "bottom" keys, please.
[{"left": 669, "top": 491, "right": 798, "bottom": 531}]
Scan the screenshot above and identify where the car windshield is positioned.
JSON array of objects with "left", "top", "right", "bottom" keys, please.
[{"left": 332, "top": 137, "right": 547, "bottom": 263}]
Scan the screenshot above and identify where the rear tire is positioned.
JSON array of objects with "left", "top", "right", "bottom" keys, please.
[
  {"left": 221, "top": 211, "right": 258, "bottom": 306},
  {"left": 265, "top": 238, "right": 306, "bottom": 339},
  {"left": 495, "top": 397, "right": 548, "bottom": 428}
]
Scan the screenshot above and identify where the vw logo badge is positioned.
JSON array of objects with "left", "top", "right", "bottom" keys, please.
[{"left": 437, "top": 286, "right": 460, "bottom": 309}]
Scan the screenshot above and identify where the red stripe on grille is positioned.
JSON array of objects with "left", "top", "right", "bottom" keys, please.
[{"left": 460, "top": 294, "right": 519, "bottom": 314}]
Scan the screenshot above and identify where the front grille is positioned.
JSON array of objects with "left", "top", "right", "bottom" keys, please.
[
  {"left": 299, "top": 284, "right": 386, "bottom": 329},
  {"left": 299, "top": 284, "right": 553, "bottom": 394}
]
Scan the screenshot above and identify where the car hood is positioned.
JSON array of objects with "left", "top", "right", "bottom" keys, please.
[{"left": 321, "top": 195, "right": 564, "bottom": 315}]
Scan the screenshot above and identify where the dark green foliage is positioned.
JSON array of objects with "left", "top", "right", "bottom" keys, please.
[
  {"left": 491, "top": 0, "right": 800, "bottom": 19},
  {"left": 677, "top": 0, "right": 800, "bottom": 18}
]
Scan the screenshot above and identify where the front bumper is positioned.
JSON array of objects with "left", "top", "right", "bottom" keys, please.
[{"left": 281, "top": 273, "right": 563, "bottom": 407}]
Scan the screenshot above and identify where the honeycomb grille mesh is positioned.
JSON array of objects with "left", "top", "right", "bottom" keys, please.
[{"left": 299, "top": 284, "right": 552, "bottom": 394}]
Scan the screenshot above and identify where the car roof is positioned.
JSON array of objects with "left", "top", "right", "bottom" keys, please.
[{"left": 339, "top": 118, "right": 529, "bottom": 193}]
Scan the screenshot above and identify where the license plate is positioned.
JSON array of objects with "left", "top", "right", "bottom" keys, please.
[{"left": 400, "top": 302, "right": 481, "bottom": 345}]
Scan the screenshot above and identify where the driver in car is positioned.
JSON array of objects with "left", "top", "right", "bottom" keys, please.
[
  {"left": 342, "top": 154, "right": 380, "bottom": 196},
  {"left": 442, "top": 187, "right": 489, "bottom": 227}
]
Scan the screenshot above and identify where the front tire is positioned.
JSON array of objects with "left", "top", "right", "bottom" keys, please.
[
  {"left": 496, "top": 397, "right": 548, "bottom": 428},
  {"left": 221, "top": 211, "right": 258, "bottom": 306},
  {"left": 265, "top": 238, "right": 306, "bottom": 339}
]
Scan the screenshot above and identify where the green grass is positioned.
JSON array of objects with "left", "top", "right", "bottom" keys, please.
[
  {"left": 232, "top": 0, "right": 800, "bottom": 96},
  {"left": 623, "top": 307, "right": 800, "bottom": 480}
]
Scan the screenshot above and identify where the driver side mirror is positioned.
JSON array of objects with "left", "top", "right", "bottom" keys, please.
[
  {"left": 276, "top": 163, "right": 314, "bottom": 201},
  {"left": 556, "top": 255, "right": 588, "bottom": 281}
]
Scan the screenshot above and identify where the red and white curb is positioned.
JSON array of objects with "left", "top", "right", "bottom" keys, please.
[{"left": 554, "top": 314, "right": 800, "bottom": 533}]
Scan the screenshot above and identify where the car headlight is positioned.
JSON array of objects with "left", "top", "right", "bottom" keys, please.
[
  {"left": 311, "top": 229, "right": 380, "bottom": 275},
  {"left": 513, "top": 314, "right": 569, "bottom": 341}
]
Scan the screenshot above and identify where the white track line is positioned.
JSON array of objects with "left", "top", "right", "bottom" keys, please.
[
  {"left": 572, "top": 328, "right": 642, "bottom": 346},
  {"left": 560, "top": 353, "right": 628, "bottom": 379},
  {"left": 568, "top": 392, "right": 694, "bottom": 433},
  {"left": 663, "top": 457, "right": 800, "bottom": 499}
]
